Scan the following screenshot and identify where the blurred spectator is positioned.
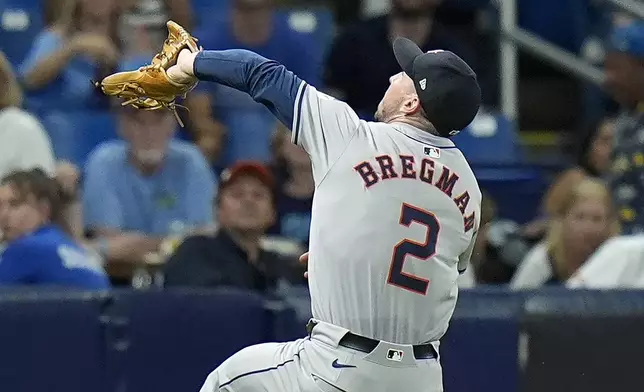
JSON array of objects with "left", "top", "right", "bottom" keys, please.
[
  {"left": 55, "top": 161, "right": 80, "bottom": 198},
  {"left": 511, "top": 179, "right": 618, "bottom": 290},
  {"left": 468, "top": 191, "right": 523, "bottom": 284},
  {"left": 0, "top": 169, "right": 109, "bottom": 289},
  {"left": 18, "top": 0, "right": 121, "bottom": 112},
  {"left": 82, "top": 106, "right": 216, "bottom": 271},
  {"left": 185, "top": 0, "right": 322, "bottom": 168},
  {"left": 0, "top": 51, "right": 56, "bottom": 179},
  {"left": 54, "top": 160, "right": 84, "bottom": 240},
  {"left": 164, "top": 161, "right": 305, "bottom": 290},
  {"left": 267, "top": 124, "right": 313, "bottom": 246},
  {"left": 324, "top": 0, "right": 477, "bottom": 119},
  {"left": 603, "top": 21, "right": 644, "bottom": 234},
  {"left": 40, "top": 160, "right": 152, "bottom": 274},
  {"left": 545, "top": 117, "right": 615, "bottom": 216},
  {"left": 523, "top": 116, "right": 615, "bottom": 240},
  {"left": 567, "top": 234, "right": 644, "bottom": 289},
  {"left": 457, "top": 191, "right": 522, "bottom": 287},
  {"left": 118, "top": 0, "right": 193, "bottom": 65}
]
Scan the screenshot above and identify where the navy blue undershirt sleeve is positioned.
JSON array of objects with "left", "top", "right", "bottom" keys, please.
[{"left": 193, "top": 49, "right": 305, "bottom": 130}]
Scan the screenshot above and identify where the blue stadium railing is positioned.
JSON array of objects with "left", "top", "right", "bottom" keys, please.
[{"left": 0, "top": 286, "right": 643, "bottom": 392}]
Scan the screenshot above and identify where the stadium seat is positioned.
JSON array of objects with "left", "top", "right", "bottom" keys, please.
[
  {"left": 452, "top": 112, "right": 546, "bottom": 223},
  {"left": 0, "top": 0, "right": 43, "bottom": 67},
  {"left": 475, "top": 166, "right": 546, "bottom": 224},
  {"left": 39, "top": 111, "right": 119, "bottom": 167},
  {"left": 0, "top": 290, "right": 108, "bottom": 392},
  {"left": 453, "top": 111, "right": 523, "bottom": 166}
]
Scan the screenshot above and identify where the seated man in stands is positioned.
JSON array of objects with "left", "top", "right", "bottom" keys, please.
[
  {"left": 164, "top": 161, "right": 305, "bottom": 291},
  {"left": 185, "top": 0, "right": 322, "bottom": 169},
  {"left": 82, "top": 105, "right": 216, "bottom": 283},
  {"left": 0, "top": 169, "right": 109, "bottom": 289}
]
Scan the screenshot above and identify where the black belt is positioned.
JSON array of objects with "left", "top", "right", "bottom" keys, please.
[{"left": 306, "top": 320, "right": 437, "bottom": 360}]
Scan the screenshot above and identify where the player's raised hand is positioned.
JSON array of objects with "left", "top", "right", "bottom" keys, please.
[
  {"left": 167, "top": 48, "right": 198, "bottom": 85},
  {"left": 299, "top": 251, "right": 309, "bottom": 279}
]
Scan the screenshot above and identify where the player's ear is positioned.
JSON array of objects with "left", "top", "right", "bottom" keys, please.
[{"left": 401, "top": 95, "right": 422, "bottom": 115}]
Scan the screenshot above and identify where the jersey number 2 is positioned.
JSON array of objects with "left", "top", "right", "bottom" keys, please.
[{"left": 387, "top": 203, "right": 440, "bottom": 295}]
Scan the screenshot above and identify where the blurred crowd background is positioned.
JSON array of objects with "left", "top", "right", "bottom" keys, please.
[
  {"left": 1, "top": 0, "right": 643, "bottom": 291},
  {"left": 1, "top": 0, "right": 644, "bottom": 390}
]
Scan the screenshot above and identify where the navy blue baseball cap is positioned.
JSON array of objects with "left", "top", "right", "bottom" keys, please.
[
  {"left": 608, "top": 21, "right": 644, "bottom": 58},
  {"left": 393, "top": 37, "right": 481, "bottom": 137}
]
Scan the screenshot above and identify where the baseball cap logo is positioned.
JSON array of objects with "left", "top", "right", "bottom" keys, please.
[{"left": 419, "top": 78, "right": 427, "bottom": 90}]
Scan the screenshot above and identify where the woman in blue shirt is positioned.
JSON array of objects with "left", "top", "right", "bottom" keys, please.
[
  {"left": 19, "top": 0, "right": 120, "bottom": 111},
  {"left": 0, "top": 169, "right": 109, "bottom": 289}
]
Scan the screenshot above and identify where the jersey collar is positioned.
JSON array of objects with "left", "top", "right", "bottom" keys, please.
[{"left": 391, "top": 123, "right": 457, "bottom": 148}]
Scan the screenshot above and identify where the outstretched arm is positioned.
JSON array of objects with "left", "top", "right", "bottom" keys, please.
[
  {"left": 170, "top": 49, "right": 304, "bottom": 129},
  {"left": 168, "top": 49, "right": 361, "bottom": 182}
]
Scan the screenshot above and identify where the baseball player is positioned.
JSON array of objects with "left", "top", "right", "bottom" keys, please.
[{"left": 165, "top": 36, "right": 482, "bottom": 392}]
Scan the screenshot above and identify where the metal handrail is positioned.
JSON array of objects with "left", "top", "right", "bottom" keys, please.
[
  {"left": 497, "top": 0, "right": 642, "bottom": 121},
  {"left": 504, "top": 28, "right": 605, "bottom": 85},
  {"left": 499, "top": 0, "right": 519, "bottom": 121},
  {"left": 605, "top": 0, "right": 644, "bottom": 19}
]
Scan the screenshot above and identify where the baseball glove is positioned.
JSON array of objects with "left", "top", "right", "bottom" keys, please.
[{"left": 94, "top": 21, "right": 199, "bottom": 126}]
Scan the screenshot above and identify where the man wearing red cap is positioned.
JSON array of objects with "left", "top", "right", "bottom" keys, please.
[{"left": 163, "top": 161, "right": 303, "bottom": 290}]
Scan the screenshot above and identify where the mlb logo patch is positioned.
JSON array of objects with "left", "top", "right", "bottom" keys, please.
[
  {"left": 424, "top": 146, "right": 441, "bottom": 159},
  {"left": 419, "top": 78, "right": 427, "bottom": 90},
  {"left": 386, "top": 349, "right": 404, "bottom": 362}
]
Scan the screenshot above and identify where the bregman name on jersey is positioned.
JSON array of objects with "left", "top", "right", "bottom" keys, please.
[{"left": 353, "top": 154, "right": 476, "bottom": 233}]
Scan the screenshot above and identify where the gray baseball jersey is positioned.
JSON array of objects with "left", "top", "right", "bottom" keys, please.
[
  {"left": 194, "top": 48, "right": 480, "bottom": 392},
  {"left": 293, "top": 83, "right": 481, "bottom": 344}
]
